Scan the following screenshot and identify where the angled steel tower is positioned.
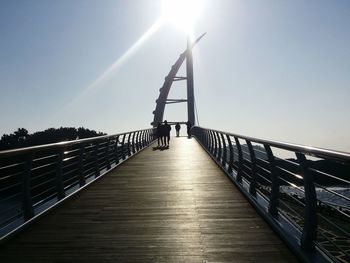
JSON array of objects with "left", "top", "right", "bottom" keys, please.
[{"left": 151, "top": 33, "right": 206, "bottom": 127}]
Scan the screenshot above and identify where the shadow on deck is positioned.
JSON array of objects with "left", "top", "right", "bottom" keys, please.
[{"left": 0, "top": 137, "right": 299, "bottom": 262}]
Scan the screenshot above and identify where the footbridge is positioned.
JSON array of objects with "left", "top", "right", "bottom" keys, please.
[{"left": 0, "top": 37, "right": 349, "bottom": 263}]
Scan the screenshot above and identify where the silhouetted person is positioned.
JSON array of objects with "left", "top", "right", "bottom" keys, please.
[
  {"left": 186, "top": 121, "right": 192, "bottom": 138},
  {"left": 163, "top": 120, "right": 171, "bottom": 147},
  {"left": 160, "top": 124, "right": 166, "bottom": 147},
  {"left": 175, "top": 123, "right": 181, "bottom": 137},
  {"left": 156, "top": 122, "right": 163, "bottom": 147}
]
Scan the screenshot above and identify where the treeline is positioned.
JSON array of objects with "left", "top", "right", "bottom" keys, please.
[{"left": 0, "top": 127, "right": 106, "bottom": 151}]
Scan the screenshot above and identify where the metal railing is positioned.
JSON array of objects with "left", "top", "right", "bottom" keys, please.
[
  {"left": 0, "top": 128, "right": 155, "bottom": 241},
  {"left": 191, "top": 126, "right": 350, "bottom": 263}
]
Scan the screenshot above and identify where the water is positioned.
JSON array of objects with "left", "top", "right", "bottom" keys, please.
[{"left": 281, "top": 186, "right": 350, "bottom": 209}]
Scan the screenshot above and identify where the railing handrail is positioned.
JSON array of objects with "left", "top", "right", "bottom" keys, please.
[
  {"left": 0, "top": 127, "right": 156, "bottom": 242},
  {"left": 193, "top": 126, "right": 350, "bottom": 161},
  {"left": 0, "top": 128, "right": 154, "bottom": 158},
  {"left": 191, "top": 126, "right": 350, "bottom": 263}
]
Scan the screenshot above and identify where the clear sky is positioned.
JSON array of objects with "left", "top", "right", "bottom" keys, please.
[{"left": 1, "top": 0, "right": 349, "bottom": 151}]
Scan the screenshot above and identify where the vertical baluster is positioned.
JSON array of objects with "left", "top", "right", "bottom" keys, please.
[
  {"left": 105, "top": 138, "right": 111, "bottom": 170},
  {"left": 207, "top": 131, "right": 212, "bottom": 153},
  {"left": 56, "top": 149, "right": 66, "bottom": 199},
  {"left": 208, "top": 130, "right": 213, "bottom": 154},
  {"left": 205, "top": 130, "right": 210, "bottom": 150},
  {"left": 202, "top": 129, "right": 206, "bottom": 147},
  {"left": 217, "top": 132, "right": 222, "bottom": 161},
  {"left": 121, "top": 134, "right": 126, "bottom": 160},
  {"left": 201, "top": 128, "right": 205, "bottom": 145},
  {"left": 137, "top": 131, "right": 141, "bottom": 151},
  {"left": 226, "top": 135, "right": 234, "bottom": 174},
  {"left": 264, "top": 145, "right": 279, "bottom": 217},
  {"left": 148, "top": 129, "right": 151, "bottom": 143},
  {"left": 145, "top": 130, "right": 148, "bottom": 146},
  {"left": 115, "top": 135, "right": 120, "bottom": 164},
  {"left": 22, "top": 154, "right": 34, "bottom": 220},
  {"left": 146, "top": 129, "right": 150, "bottom": 145},
  {"left": 141, "top": 130, "right": 145, "bottom": 148},
  {"left": 143, "top": 130, "right": 146, "bottom": 146},
  {"left": 127, "top": 133, "right": 132, "bottom": 156},
  {"left": 139, "top": 130, "right": 143, "bottom": 149},
  {"left": 135, "top": 131, "right": 139, "bottom": 152},
  {"left": 135, "top": 131, "right": 141, "bottom": 152},
  {"left": 134, "top": 131, "right": 138, "bottom": 152},
  {"left": 246, "top": 140, "right": 257, "bottom": 196},
  {"left": 213, "top": 131, "right": 218, "bottom": 157},
  {"left": 94, "top": 141, "right": 100, "bottom": 178},
  {"left": 234, "top": 137, "right": 243, "bottom": 183},
  {"left": 211, "top": 131, "right": 216, "bottom": 155},
  {"left": 131, "top": 132, "right": 136, "bottom": 154},
  {"left": 221, "top": 133, "right": 227, "bottom": 167},
  {"left": 296, "top": 152, "right": 317, "bottom": 251},
  {"left": 78, "top": 145, "right": 86, "bottom": 187}
]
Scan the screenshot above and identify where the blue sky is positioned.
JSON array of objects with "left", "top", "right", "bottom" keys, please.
[{"left": 1, "top": 0, "right": 349, "bottom": 151}]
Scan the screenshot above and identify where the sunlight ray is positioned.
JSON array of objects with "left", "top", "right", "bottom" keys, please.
[
  {"left": 86, "top": 18, "right": 163, "bottom": 92},
  {"left": 49, "top": 18, "right": 163, "bottom": 126}
]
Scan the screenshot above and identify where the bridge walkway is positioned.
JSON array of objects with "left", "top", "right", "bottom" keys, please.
[{"left": 0, "top": 137, "right": 299, "bottom": 262}]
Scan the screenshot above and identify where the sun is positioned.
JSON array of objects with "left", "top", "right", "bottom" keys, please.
[{"left": 161, "top": 0, "right": 204, "bottom": 34}]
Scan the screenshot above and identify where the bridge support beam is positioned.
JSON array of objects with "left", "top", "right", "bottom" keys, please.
[{"left": 186, "top": 37, "right": 195, "bottom": 126}]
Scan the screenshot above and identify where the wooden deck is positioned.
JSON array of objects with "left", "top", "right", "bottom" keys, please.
[{"left": 0, "top": 137, "right": 299, "bottom": 262}]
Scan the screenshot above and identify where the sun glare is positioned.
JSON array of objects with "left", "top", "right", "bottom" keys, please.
[{"left": 161, "top": 0, "right": 204, "bottom": 34}]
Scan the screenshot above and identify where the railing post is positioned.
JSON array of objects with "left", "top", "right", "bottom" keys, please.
[
  {"left": 78, "top": 145, "right": 86, "bottom": 187},
  {"left": 205, "top": 130, "right": 211, "bottom": 152},
  {"left": 137, "top": 131, "right": 142, "bottom": 150},
  {"left": 208, "top": 131, "right": 213, "bottom": 153},
  {"left": 296, "top": 152, "right": 317, "bottom": 251},
  {"left": 264, "top": 145, "right": 279, "bottom": 217},
  {"left": 144, "top": 130, "right": 147, "bottom": 145},
  {"left": 127, "top": 133, "right": 132, "bottom": 156},
  {"left": 221, "top": 133, "right": 227, "bottom": 167},
  {"left": 246, "top": 140, "right": 257, "bottom": 196},
  {"left": 131, "top": 132, "right": 136, "bottom": 154},
  {"left": 56, "top": 149, "right": 66, "bottom": 200},
  {"left": 198, "top": 128, "right": 206, "bottom": 145},
  {"left": 234, "top": 137, "right": 243, "bottom": 183},
  {"left": 121, "top": 134, "right": 126, "bottom": 160},
  {"left": 226, "top": 134, "right": 234, "bottom": 174},
  {"left": 94, "top": 141, "right": 100, "bottom": 178},
  {"left": 201, "top": 129, "right": 206, "bottom": 146},
  {"left": 105, "top": 139, "right": 111, "bottom": 170},
  {"left": 115, "top": 135, "right": 120, "bottom": 164},
  {"left": 141, "top": 130, "right": 145, "bottom": 148},
  {"left": 213, "top": 131, "right": 218, "bottom": 158},
  {"left": 147, "top": 129, "right": 150, "bottom": 145},
  {"left": 217, "top": 132, "right": 222, "bottom": 162},
  {"left": 203, "top": 130, "right": 208, "bottom": 149},
  {"left": 146, "top": 130, "right": 153, "bottom": 145},
  {"left": 22, "top": 154, "right": 34, "bottom": 220}
]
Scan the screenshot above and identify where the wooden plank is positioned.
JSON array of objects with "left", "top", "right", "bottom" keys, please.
[{"left": 0, "top": 138, "right": 299, "bottom": 262}]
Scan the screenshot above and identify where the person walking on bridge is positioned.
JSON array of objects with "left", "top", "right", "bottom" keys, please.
[
  {"left": 156, "top": 122, "right": 163, "bottom": 147},
  {"left": 163, "top": 120, "right": 171, "bottom": 147},
  {"left": 175, "top": 123, "right": 181, "bottom": 137}
]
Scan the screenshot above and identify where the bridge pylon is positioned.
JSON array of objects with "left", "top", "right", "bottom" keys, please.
[{"left": 151, "top": 33, "right": 206, "bottom": 127}]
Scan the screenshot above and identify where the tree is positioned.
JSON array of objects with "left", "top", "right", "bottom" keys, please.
[{"left": 0, "top": 127, "right": 106, "bottom": 151}]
